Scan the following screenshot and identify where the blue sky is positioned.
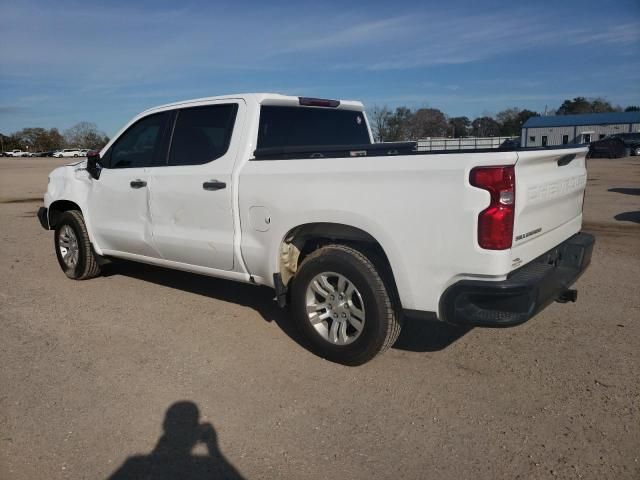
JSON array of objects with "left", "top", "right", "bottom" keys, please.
[{"left": 1, "top": 0, "right": 639, "bottom": 136}]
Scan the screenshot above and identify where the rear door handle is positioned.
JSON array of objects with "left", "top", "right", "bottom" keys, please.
[
  {"left": 203, "top": 180, "right": 226, "bottom": 191},
  {"left": 130, "top": 179, "right": 147, "bottom": 189}
]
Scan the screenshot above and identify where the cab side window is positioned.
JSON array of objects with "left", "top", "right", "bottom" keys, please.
[
  {"left": 168, "top": 104, "right": 238, "bottom": 166},
  {"left": 111, "top": 112, "right": 169, "bottom": 169}
]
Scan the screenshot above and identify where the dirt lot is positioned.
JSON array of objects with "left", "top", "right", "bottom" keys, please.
[{"left": 1, "top": 156, "right": 638, "bottom": 479}]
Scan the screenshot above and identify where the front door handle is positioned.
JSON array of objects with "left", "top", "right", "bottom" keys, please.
[
  {"left": 203, "top": 180, "right": 226, "bottom": 191},
  {"left": 130, "top": 179, "right": 147, "bottom": 189}
]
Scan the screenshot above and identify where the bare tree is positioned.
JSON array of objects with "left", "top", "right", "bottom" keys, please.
[
  {"left": 471, "top": 117, "right": 500, "bottom": 137},
  {"left": 370, "top": 105, "right": 391, "bottom": 142},
  {"left": 386, "top": 107, "right": 413, "bottom": 141},
  {"left": 496, "top": 108, "right": 539, "bottom": 136},
  {"left": 409, "top": 108, "right": 448, "bottom": 138},
  {"left": 63, "top": 121, "right": 109, "bottom": 149},
  {"left": 449, "top": 116, "right": 471, "bottom": 138}
]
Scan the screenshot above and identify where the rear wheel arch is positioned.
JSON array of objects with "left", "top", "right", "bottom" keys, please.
[{"left": 277, "top": 222, "right": 401, "bottom": 309}]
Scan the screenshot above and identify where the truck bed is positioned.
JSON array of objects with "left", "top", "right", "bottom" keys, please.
[{"left": 253, "top": 142, "right": 586, "bottom": 160}]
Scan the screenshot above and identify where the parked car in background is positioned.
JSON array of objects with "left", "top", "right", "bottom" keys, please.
[
  {"left": 588, "top": 136, "right": 626, "bottom": 158},
  {"left": 606, "top": 132, "right": 640, "bottom": 156},
  {"left": 79, "top": 149, "right": 90, "bottom": 156},
  {"left": 499, "top": 138, "right": 521, "bottom": 149},
  {"left": 53, "top": 149, "right": 82, "bottom": 158},
  {"left": 4, "top": 149, "right": 29, "bottom": 157},
  {"left": 30, "top": 151, "right": 55, "bottom": 157}
]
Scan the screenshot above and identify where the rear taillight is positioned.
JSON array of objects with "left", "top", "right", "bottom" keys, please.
[{"left": 470, "top": 166, "right": 515, "bottom": 250}]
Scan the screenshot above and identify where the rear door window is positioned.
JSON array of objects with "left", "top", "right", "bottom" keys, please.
[
  {"left": 168, "top": 104, "right": 238, "bottom": 166},
  {"left": 257, "top": 106, "right": 370, "bottom": 149}
]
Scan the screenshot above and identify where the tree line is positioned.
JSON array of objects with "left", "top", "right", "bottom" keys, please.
[
  {"left": 371, "top": 97, "right": 640, "bottom": 142},
  {"left": 2, "top": 97, "right": 639, "bottom": 150},
  {"left": 0, "top": 121, "right": 110, "bottom": 152}
]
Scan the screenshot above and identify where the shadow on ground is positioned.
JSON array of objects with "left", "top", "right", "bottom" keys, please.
[
  {"left": 614, "top": 211, "right": 640, "bottom": 224},
  {"left": 108, "top": 401, "right": 244, "bottom": 480},
  {"left": 102, "top": 260, "right": 306, "bottom": 347},
  {"left": 608, "top": 187, "right": 640, "bottom": 196},
  {"left": 393, "top": 315, "right": 470, "bottom": 352},
  {"left": 104, "top": 261, "right": 466, "bottom": 354}
]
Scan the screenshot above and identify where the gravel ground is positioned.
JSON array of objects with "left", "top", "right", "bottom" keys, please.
[{"left": 1, "top": 156, "right": 638, "bottom": 480}]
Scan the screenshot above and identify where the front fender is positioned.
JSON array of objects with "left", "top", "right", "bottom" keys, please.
[{"left": 45, "top": 164, "right": 102, "bottom": 254}]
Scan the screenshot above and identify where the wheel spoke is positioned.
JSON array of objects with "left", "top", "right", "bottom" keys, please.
[
  {"left": 349, "top": 304, "right": 365, "bottom": 322},
  {"left": 345, "top": 283, "right": 355, "bottom": 298},
  {"left": 337, "top": 276, "right": 347, "bottom": 294},
  {"left": 318, "top": 274, "right": 336, "bottom": 294},
  {"left": 306, "top": 303, "right": 329, "bottom": 314},
  {"left": 329, "top": 320, "right": 339, "bottom": 343},
  {"left": 339, "top": 321, "right": 348, "bottom": 343},
  {"left": 307, "top": 303, "right": 331, "bottom": 325},
  {"left": 309, "top": 311, "right": 330, "bottom": 325},
  {"left": 310, "top": 280, "right": 329, "bottom": 298},
  {"left": 347, "top": 316, "right": 364, "bottom": 332}
]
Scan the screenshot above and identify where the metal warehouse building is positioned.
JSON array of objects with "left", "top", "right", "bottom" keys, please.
[{"left": 521, "top": 111, "right": 640, "bottom": 147}]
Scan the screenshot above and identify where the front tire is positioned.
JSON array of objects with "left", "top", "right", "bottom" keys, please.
[
  {"left": 54, "top": 210, "right": 101, "bottom": 280},
  {"left": 291, "top": 244, "right": 401, "bottom": 365}
]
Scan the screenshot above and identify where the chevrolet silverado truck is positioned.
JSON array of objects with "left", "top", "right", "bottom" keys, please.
[
  {"left": 37, "top": 93, "right": 594, "bottom": 365},
  {"left": 5, "top": 149, "right": 29, "bottom": 157}
]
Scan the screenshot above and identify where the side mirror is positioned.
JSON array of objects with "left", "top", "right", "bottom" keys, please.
[{"left": 86, "top": 150, "right": 102, "bottom": 179}]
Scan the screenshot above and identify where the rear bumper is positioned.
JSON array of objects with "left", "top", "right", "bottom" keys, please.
[
  {"left": 440, "top": 232, "right": 595, "bottom": 327},
  {"left": 37, "top": 207, "right": 49, "bottom": 230}
]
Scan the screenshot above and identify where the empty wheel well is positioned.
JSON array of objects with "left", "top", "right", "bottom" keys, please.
[
  {"left": 278, "top": 223, "right": 401, "bottom": 308},
  {"left": 49, "top": 200, "right": 82, "bottom": 228}
]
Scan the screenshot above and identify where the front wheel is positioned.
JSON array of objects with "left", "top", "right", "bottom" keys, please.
[
  {"left": 54, "top": 210, "right": 101, "bottom": 280},
  {"left": 291, "top": 244, "right": 401, "bottom": 365}
]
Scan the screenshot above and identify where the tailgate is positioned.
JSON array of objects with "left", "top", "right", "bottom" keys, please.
[{"left": 511, "top": 147, "right": 588, "bottom": 265}]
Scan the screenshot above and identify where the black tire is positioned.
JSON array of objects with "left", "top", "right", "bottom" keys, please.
[
  {"left": 291, "top": 244, "right": 401, "bottom": 365},
  {"left": 54, "top": 210, "right": 101, "bottom": 280}
]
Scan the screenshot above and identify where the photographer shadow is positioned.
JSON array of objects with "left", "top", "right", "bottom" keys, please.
[{"left": 108, "top": 401, "right": 244, "bottom": 480}]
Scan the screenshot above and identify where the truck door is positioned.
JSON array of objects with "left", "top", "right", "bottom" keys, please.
[
  {"left": 148, "top": 101, "right": 244, "bottom": 271},
  {"left": 87, "top": 111, "right": 170, "bottom": 258}
]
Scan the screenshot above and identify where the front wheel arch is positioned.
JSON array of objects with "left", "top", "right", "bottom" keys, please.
[{"left": 48, "top": 200, "right": 83, "bottom": 229}]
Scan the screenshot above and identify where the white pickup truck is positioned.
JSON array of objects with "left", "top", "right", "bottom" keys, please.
[
  {"left": 5, "top": 149, "right": 29, "bottom": 157},
  {"left": 38, "top": 93, "right": 594, "bottom": 365}
]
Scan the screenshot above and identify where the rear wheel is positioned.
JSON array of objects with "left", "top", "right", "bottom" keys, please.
[
  {"left": 54, "top": 210, "right": 101, "bottom": 280},
  {"left": 291, "top": 244, "right": 401, "bottom": 365}
]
